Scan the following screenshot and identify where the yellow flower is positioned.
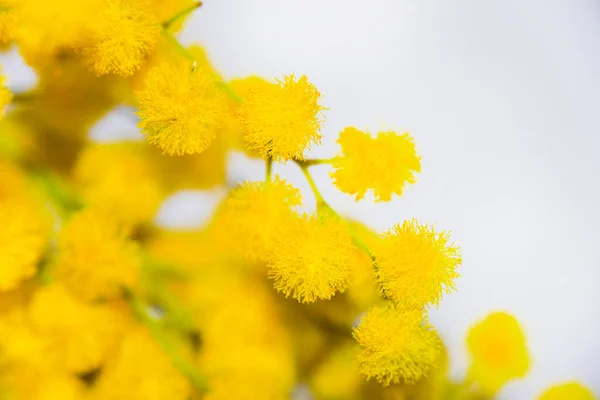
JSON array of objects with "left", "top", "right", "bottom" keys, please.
[
  {"left": 0, "top": 198, "right": 49, "bottom": 291},
  {"left": 331, "top": 127, "right": 421, "bottom": 201},
  {"left": 12, "top": 0, "right": 101, "bottom": 52},
  {"left": 353, "top": 304, "right": 441, "bottom": 385},
  {"left": 73, "top": 142, "right": 165, "bottom": 225},
  {"left": 28, "top": 284, "right": 126, "bottom": 373},
  {"left": 375, "top": 219, "right": 462, "bottom": 308},
  {"left": 137, "top": 60, "right": 229, "bottom": 155},
  {"left": 466, "top": 311, "right": 530, "bottom": 396},
  {"left": 224, "top": 178, "right": 302, "bottom": 262},
  {"left": 267, "top": 211, "right": 354, "bottom": 303},
  {"left": 538, "top": 382, "right": 597, "bottom": 400},
  {"left": 81, "top": 0, "right": 160, "bottom": 76},
  {"left": 0, "top": 1, "right": 15, "bottom": 47},
  {"left": 90, "top": 327, "right": 191, "bottom": 400},
  {"left": 54, "top": 209, "right": 141, "bottom": 302},
  {"left": 0, "top": 66, "right": 12, "bottom": 116},
  {"left": 238, "top": 74, "right": 324, "bottom": 162}
]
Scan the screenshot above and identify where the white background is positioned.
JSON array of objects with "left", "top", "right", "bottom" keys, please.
[{"left": 2, "top": 1, "right": 599, "bottom": 398}]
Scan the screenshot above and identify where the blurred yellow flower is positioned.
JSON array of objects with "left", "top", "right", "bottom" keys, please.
[
  {"left": 54, "top": 209, "right": 141, "bottom": 302},
  {"left": 466, "top": 311, "right": 530, "bottom": 396},
  {"left": 331, "top": 127, "right": 421, "bottom": 201},
  {"left": 0, "top": 67, "right": 12, "bottom": 116},
  {"left": 538, "top": 381, "right": 597, "bottom": 400},
  {"left": 375, "top": 219, "right": 461, "bottom": 308}
]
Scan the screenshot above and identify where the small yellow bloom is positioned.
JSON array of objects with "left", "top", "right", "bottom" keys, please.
[
  {"left": 538, "top": 381, "right": 597, "bottom": 400},
  {"left": 224, "top": 178, "right": 302, "bottom": 262},
  {"left": 375, "top": 219, "right": 462, "bottom": 308},
  {"left": 81, "top": 0, "right": 160, "bottom": 76},
  {"left": 73, "top": 142, "right": 165, "bottom": 225},
  {"left": 353, "top": 304, "right": 441, "bottom": 385},
  {"left": 331, "top": 127, "right": 421, "bottom": 201},
  {"left": 54, "top": 209, "right": 141, "bottom": 302},
  {"left": 137, "top": 60, "right": 229, "bottom": 155},
  {"left": 267, "top": 212, "right": 354, "bottom": 303},
  {"left": 467, "top": 311, "right": 530, "bottom": 396},
  {"left": 238, "top": 74, "right": 324, "bottom": 162},
  {"left": 1, "top": 66, "right": 12, "bottom": 116}
]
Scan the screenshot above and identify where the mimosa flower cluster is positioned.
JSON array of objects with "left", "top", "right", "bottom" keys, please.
[{"left": 0, "top": 2, "right": 596, "bottom": 399}]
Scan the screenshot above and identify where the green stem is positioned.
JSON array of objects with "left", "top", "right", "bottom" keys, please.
[
  {"left": 128, "top": 293, "right": 209, "bottom": 393},
  {"left": 296, "top": 161, "right": 375, "bottom": 261},
  {"left": 295, "top": 158, "right": 335, "bottom": 168},
  {"left": 265, "top": 157, "right": 273, "bottom": 182},
  {"left": 162, "top": 2, "right": 202, "bottom": 30}
]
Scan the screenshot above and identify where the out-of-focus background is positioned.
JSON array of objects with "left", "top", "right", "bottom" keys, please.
[{"left": 2, "top": 0, "right": 599, "bottom": 398}]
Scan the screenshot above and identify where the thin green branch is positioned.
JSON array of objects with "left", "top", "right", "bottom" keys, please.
[
  {"left": 294, "top": 158, "right": 335, "bottom": 168},
  {"left": 162, "top": 2, "right": 202, "bottom": 30},
  {"left": 266, "top": 157, "right": 273, "bottom": 182},
  {"left": 127, "top": 292, "right": 209, "bottom": 393}
]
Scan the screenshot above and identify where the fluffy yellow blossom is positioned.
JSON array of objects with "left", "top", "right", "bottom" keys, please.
[
  {"left": 81, "top": 0, "right": 160, "bottom": 76},
  {"left": 331, "top": 127, "right": 421, "bottom": 201},
  {"left": 54, "top": 209, "right": 141, "bottom": 302},
  {"left": 267, "top": 212, "right": 354, "bottom": 303},
  {"left": 538, "top": 382, "right": 597, "bottom": 400},
  {"left": 0, "top": 67, "right": 12, "bottom": 116},
  {"left": 353, "top": 304, "right": 441, "bottom": 385},
  {"left": 375, "top": 219, "right": 462, "bottom": 308},
  {"left": 28, "top": 284, "right": 126, "bottom": 372},
  {"left": 238, "top": 74, "right": 324, "bottom": 161},
  {"left": 467, "top": 312, "right": 530, "bottom": 395},
  {"left": 225, "top": 178, "right": 302, "bottom": 262},
  {"left": 137, "top": 60, "right": 229, "bottom": 155},
  {"left": 91, "top": 327, "right": 191, "bottom": 400},
  {"left": 74, "top": 142, "right": 165, "bottom": 225}
]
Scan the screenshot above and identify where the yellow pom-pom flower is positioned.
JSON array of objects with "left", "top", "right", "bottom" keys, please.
[
  {"left": 466, "top": 311, "right": 530, "bottom": 396},
  {"left": 1, "top": 66, "right": 12, "bottom": 116},
  {"left": 331, "top": 127, "right": 421, "bottom": 201},
  {"left": 267, "top": 212, "right": 354, "bottom": 303},
  {"left": 538, "top": 381, "right": 597, "bottom": 400},
  {"left": 224, "top": 178, "right": 302, "bottom": 262},
  {"left": 54, "top": 209, "right": 141, "bottom": 302},
  {"left": 375, "top": 219, "right": 462, "bottom": 308},
  {"left": 353, "top": 304, "right": 441, "bottom": 385},
  {"left": 81, "top": 0, "right": 160, "bottom": 76},
  {"left": 73, "top": 142, "right": 165, "bottom": 225},
  {"left": 238, "top": 74, "right": 324, "bottom": 162},
  {"left": 137, "top": 60, "right": 229, "bottom": 155}
]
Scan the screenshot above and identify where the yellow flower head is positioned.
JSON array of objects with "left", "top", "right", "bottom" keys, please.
[
  {"left": 224, "top": 178, "right": 302, "bottom": 262},
  {"left": 91, "top": 327, "right": 191, "bottom": 400},
  {"left": 467, "top": 311, "right": 530, "bottom": 395},
  {"left": 538, "top": 382, "right": 597, "bottom": 400},
  {"left": 0, "top": 1, "right": 15, "bottom": 46},
  {"left": 353, "top": 304, "right": 441, "bottom": 385},
  {"left": 54, "top": 209, "right": 141, "bottom": 302},
  {"left": 267, "top": 212, "right": 354, "bottom": 303},
  {"left": 1, "top": 66, "right": 12, "bottom": 116},
  {"left": 28, "top": 284, "right": 126, "bottom": 373},
  {"left": 0, "top": 198, "right": 49, "bottom": 292},
  {"left": 81, "top": 0, "right": 160, "bottom": 76},
  {"left": 73, "top": 142, "right": 165, "bottom": 225},
  {"left": 238, "top": 74, "right": 324, "bottom": 162},
  {"left": 375, "top": 219, "right": 462, "bottom": 308},
  {"left": 137, "top": 60, "right": 229, "bottom": 155},
  {"left": 331, "top": 127, "right": 421, "bottom": 201}
]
